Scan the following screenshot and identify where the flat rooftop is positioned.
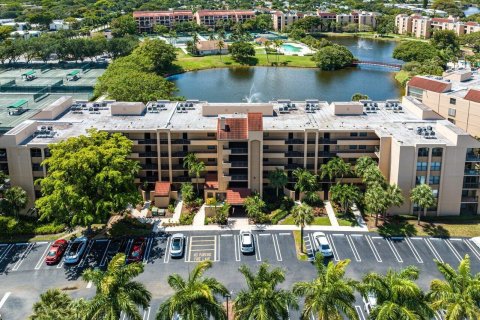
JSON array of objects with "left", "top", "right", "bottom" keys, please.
[
  {"left": 0, "top": 67, "right": 104, "bottom": 87},
  {"left": 12, "top": 98, "right": 475, "bottom": 148}
]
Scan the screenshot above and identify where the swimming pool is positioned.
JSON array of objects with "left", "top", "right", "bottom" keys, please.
[{"left": 281, "top": 44, "right": 302, "bottom": 53}]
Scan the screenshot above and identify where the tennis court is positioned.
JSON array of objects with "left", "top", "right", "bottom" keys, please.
[{"left": 0, "top": 67, "right": 104, "bottom": 87}]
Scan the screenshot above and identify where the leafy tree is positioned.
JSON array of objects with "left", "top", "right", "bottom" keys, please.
[
  {"left": 26, "top": 11, "right": 54, "bottom": 28},
  {"left": 180, "top": 183, "right": 196, "bottom": 206},
  {"left": 410, "top": 184, "right": 436, "bottom": 225},
  {"left": 351, "top": 93, "right": 369, "bottom": 101},
  {"left": 3, "top": 186, "right": 28, "bottom": 220},
  {"left": 214, "top": 202, "right": 230, "bottom": 225},
  {"left": 190, "top": 161, "right": 205, "bottom": 194},
  {"left": 268, "top": 168, "right": 288, "bottom": 197},
  {"left": 35, "top": 129, "right": 141, "bottom": 228},
  {"left": 431, "top": 29, "right": 460, "bottom": 57},
  {"left": 132, "top": 39, "right": 177, "bottom": 74},
  {"left": 375, "top": 15, "right": 395, "bottom": 35},
  {"left": 361, "top": 165, "right": 386, "bottom": 188},
  {"left": 0, "top": 25, "right": 14, "bottom": 41},
  {"left": 329, "top": 183, "right": 361, "bottom": 214},
  {"left": 107, "top": 36, "right": 139, "bottom": 58},
  {"left": 354, "top": 156, "right": 376, "bottom": 178},
  {"left": 312, "top": 44, "right": 354, "bottom": 70},
  {"left": 432, "top": 0, "right": 464, "bottom": 17},
  {"left": 293, "top": 168, "right": 317, "bottom": 194},
  {"left": 244, "top": 193, "right": 267, "bottom": 224},
  {"left": 157, "top": 260, "right": 228, "bottom": 320},
  {"left": 294, "top": 252, "right": 358, "bottom": 320},
  {"left": 83, "top": 253, "right": 151, "bottom": 320},
  {"left": 30, "top": 288, "right": 85, "bottom": 320},
  {"left": 320, "top": 157, "right": 351, "bottom": 182},
  {"left": 229, "top": 41, "right": 256, "bottom": 64},
  {"left": 428, "top": 254, "right": 480, "bottom": 319},
  {"left": 393, "top": 41, "right": 440, "bottom": 62},
  {"left": 461, "top": 31, "right": 480, "bottom": 53},
  {"left": 153, "top": 24, "right": 169, "bottom": 35},
  {"left": 234, "top": 263, "right": 298, "bottom": 319},
  {"left": 360, "top": 266, "right": 434, "bottom": 320},
  {"left": 111, "top": 15, "right": 137, "bottom": 37},
  {"left": 292, "top": 203, "right": 314, "bottom": 253}
]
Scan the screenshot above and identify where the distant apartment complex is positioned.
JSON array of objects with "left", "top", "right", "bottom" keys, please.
[
  {"left": 395, "top": 14, "right": 480, "bottom": 39},
  {"left": 133, "top": 10, "right": 255, "bottom": 33},
  {"left": 1, "top": 95, "right": 479, "bottom": 216}
]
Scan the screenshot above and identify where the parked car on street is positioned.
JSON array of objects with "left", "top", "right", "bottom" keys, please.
[
  {"left": 127, "top": 237, "right": 146, "bottom": 263},
  {"left": 312, "top": 232, "right": 333, "bottom": 258},
  {"left": 64, "top": 237, "right": 88, "bottom": 264},
  {"left": 45, "top": 239, "right": 68, "bottom": 265},
  {"left": 240, "top": 230, "right": 255, "bottom": 254},
  {"left": 170, "top": 233, "right": 185, "bottom": 258}
]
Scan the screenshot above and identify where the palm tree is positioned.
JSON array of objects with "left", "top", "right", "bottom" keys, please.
[
  {"left": 192, "top": 32, "right": 200, "bottom": 55},
  {"left": 244, "top": 193, "right": 267, "bottom": 224},
  {"left": 361, "top": 165, "right": 386, "bottom": 187},
  {"left": 268, "top": 168, "right": 288, "bottom": 197},
  {"left": 294, "top": 252, "right": 358, "bottom": 320},
  {"left": 157, "top": 260, "right": 228, "bottom": 320},
  {"left": 82, "top": 253, "right": 151, "bottom": 320},
  {"left": 410, "top": 184, "right": 436, "bottom": 225},
  {"left": 234, "top": 263, "right": 298, "bottom": 319},
  {"left": 273, "top": 39, "right": 283, "bottom": 63},
  {"left": 217, "top": 39, "right": 225, "bottom": 61},
  {"left": 264, "top": 40, "right": 271, "bottom": 63},
  {"left": 428, "top": 254, "right": 480, "bottom": 319},
  {"left": 364, "top": 183, "right": 388, "bottom": 226},
  {"left": 293, "top": 168, "right": 316, "bottom": 196},
  {"left": 292, "top": 203, "right": 314, "bottom": 253},
  {"left": 30, "top": 288, "right": 86, "bottom": 320},
  {"left": 329, "top": 183, "right": 361, "bottom": 214},
  {"left": 360, "top": 266, "right": 434, "bottom": 320},
  {"left": 383, "top": 183, "right": 404, "bottom": 221},
  {"left": 183, "top": 152, "right": 198, "bottom": 171},
  {"left": 190, "top": 161, "right": 206, "bottom": 195},
  {"left": 4, "top": 185, "right": 28, "bottom": 220},
  {"left": 319, "top": 157, "right": 351, "bottom": 183},
  {"left": 354, "top": 156, "right": 376, "bottom": 178}
]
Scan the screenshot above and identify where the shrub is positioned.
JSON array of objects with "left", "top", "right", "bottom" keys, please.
[
  {"left": 269, "top": 209, "right": 290, "bottom": 225},
  {"left": 108, "top": 216, "right": 153, "bottom": 237},
  {"left": 167, "top": 204, "right": 176, "bottom": 214},
  {"left": 0, "top": 216, "right": 66, "bottom": 236},
  {"left": 179, "top": 212, "right": 194, "bottom": 225}
]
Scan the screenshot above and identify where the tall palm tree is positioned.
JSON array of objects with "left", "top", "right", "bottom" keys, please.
[
  {"left": 217, "top": 39, "right": 225, "bottom": 61},
  {"left": 294, "top": 252, "right": 358, "bottom": 320},
  {"left": 360, "top": 266, "right": 433, "bottom": 320},
  {"left": 30, "top": 288, "right": 86, "bottom": 320},
  {"left": 319, "top": 157, "right": 351, "bottom": 183},
  {"left": 264, "top": 40, "right": 271, "bottom": 63},
  {"left": 410, "top": 183, "right": 436, "bottom": 225},
  {"left": 82, "top": 253, "right": 151, "bottom": 320},
  {"left": 234, "top": 263, "right": 298, "bottom": 319},
  {"left": 157, "top": 260, "right": 228, "bottom": 320},
  {"left": 273, "top": 39, "right": 283, "bottom": 63},
  {"left": 190, "top": 161, "right": 206, "bottom": 195},
  {"left": 361, "top": 165, "right": 386, "bottom": 188},
  {"left": 428, "top": 254, "right": 480, "bottom": 319},
  {"left": 293, "top": 168, "right": 316, "bottom": 195},
  {"left": 268, "top": 168, "right": 288, "bottom": 197},
  {"left": 183, "top": 152, "right": 198, "bottom": 171},
  {"left": 383, "top": 183, "right": 404, "bottom": 221},
  {"left": 354, "top": 156, "right": 376, "bottom": 179},
  {"left": 329, "top": 183, "right": 361, "bottom": 214},
  {"left": 4, "top": 185, "right": 28, "bottom": 220},
  {"left": 292, "top": 203, "right": 314, "bottom": 253},
  {"left": 364, "top": 183, "right": 388, "bottom": 226},
  {"left": 244, "top": 193, "right": 267, "bottom": 224}
]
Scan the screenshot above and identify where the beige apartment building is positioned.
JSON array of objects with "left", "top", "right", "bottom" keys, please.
[
  {"left": 272, "top": 11, "right": 305, "bottom": 32},
  {"left": 406, "top": 71, "right": 480, "bottom": 138},
  {"left": 1, "top": 96, "right": 479, "bottom": 216}
]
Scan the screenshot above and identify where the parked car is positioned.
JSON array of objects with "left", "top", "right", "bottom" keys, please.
[
  {"left": 362, "top": 292, "right": 377, "bottom": 314},
  {"left": 312, "top": 232, "right": 333, "bottom": 258},
  {"left": 127, "top": 237, "right": 146, "bottom": 263},
  {"left": 170, "top": 233, "right": 185, "bottom": 258},
  {"left": 64, "top": 237, "right": 88, "bottom": 264},
  {"left": 45, "top": 239, "right": 68, "bottom": 265},
  {"left": 240, "top": 230, "right": 255, "bottom": 254}
]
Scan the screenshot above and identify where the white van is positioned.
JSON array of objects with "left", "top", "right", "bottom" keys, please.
[{"left": 312, "top": 232, "right": 333, "bottom": 257}]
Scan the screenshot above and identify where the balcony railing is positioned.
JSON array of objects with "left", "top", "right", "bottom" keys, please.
[
  {"left": 285, "top": 151, "right": 303, "bottom": 157},
  {"left": 138, "top": 139, "right": 157, "bottom": 145},
  {"left": 465, "top": 169, "right": 480, "bottom": 175},
  {"left": 466, "top": 153, "right": 480, "bottom": 162},
  {"left": 138, "top": 151, "right": 157, "bottom": 157},
  {"left": 285, "top": 139, "right": 304, "bottom": 144},
  {"left": 230, "top": 148, "right": 248, "bottom": 154},
  {"left": 141, "top": 163, "right": 158, "bottom": 170},
  {"left": 318, "top": 151, "right": 335, "bottom": 157},
  {"left": 231, "top": 174, "right": 248, "bottom": 181},
  {"left": 463, "top": 182, "right": 480, "bottom": 189},
  {"left": 461, "top": 196, "right": 479, "bottom": 203},
  {"left": 231, "top": 161, "right": 248, "bottom": 168}
]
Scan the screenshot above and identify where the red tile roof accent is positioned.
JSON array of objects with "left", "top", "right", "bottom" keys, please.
[
  {"left": 197, "top": 10, "right": 255, "bottom": 16},
  {"left": 408, "top": 77, "right": 450, "bottom": 93},
  {"left": 154, "top": 182, "right": 171, "bottom": 197},
  {"left": 217, "top": 118, "right": 248, "bottom": 140},
  {"left": 317, "top": 12, "right": 336, "bottom": 17},
  {"left": 464, "top": 89, "right": 480, "bottom": 103},
  {"left": 432, "top": 18, "right": 452, "bottom": 23},
  {"left": 205, "top": 173, "right": 219, "bottom": 189},
  {"left": 466, "top": 21, "right": 479, "bottom": 26},
  {"left": 226, "top": 188, "right": 251, "bottom": 205},
  {"left": 133, "top": 11, "right": 193, "bottom": 18},
  {"left": 247, "top": 113, "right": 263, "bottom": 131}
]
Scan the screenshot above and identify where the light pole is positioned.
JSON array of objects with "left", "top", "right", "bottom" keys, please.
[{"left": 225, "top": 291, "right": 232, "bottom": 319}]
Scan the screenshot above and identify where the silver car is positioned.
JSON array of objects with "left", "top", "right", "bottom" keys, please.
[
  {"left": 170, "top": 233, "right": 185, "bottom": 258},
  {"left": 240, "top": 230, "right": 255, "bottom": 254}
]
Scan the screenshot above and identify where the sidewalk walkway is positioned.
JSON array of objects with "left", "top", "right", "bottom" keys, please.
[
  {"left": 163, "top": 223, "right": 369, "bottom": 233},
  {"left": 324, "top": 200, "right": 339, "bottom": 227},
  {"left": 352, "top": 204, "right": 367, "bottom": 230},
  {"left": 193, "top": 205, "right": 206, "bottom": 227}
]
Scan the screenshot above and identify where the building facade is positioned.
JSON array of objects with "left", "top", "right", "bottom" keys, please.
[
  {"left": 133, "top": 10, "right": 195, "bottom": 33},
  {"left": 1, "top": 96, "right": 479, "bottom": 216}
]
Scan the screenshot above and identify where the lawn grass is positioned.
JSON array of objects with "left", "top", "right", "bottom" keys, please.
[
  {"left": 280, "top": 215, "right": 331, "bottom": 226},
  {"left": 292, "top": 230, "right": 308, "bottom": 261}
]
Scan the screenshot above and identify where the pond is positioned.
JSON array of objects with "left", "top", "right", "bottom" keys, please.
[{"left": 168, "top": 37, "right": 403, "bottom": 102}]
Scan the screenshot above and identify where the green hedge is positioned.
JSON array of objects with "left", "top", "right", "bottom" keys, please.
[
  {"left": 269, "top": 209, "right": 290, "bottom": 225},
  {"left": 0, "top": 216, "right": 66, "bottom": 235}
]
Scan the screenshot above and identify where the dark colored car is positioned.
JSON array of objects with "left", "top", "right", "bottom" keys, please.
[
  {"left": 45, "top": 239, "right": 68, "bottom": 265},
  {"left": 127, "top": 237, "right": 146, "bottom": 263},
  {"left": 64, "top": 237, "right": 88, "bottom": 264}
]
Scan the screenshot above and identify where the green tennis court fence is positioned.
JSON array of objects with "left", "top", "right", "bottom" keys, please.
[
  {"left": 81, "top": 62, "right": 91, "bottom": 72},
  {"left": 40, "top": 64, "right": 51, "bottom": 73},
  {"left": 0, "top": 80, "right": 15, "bottom": 89},
  {"left": 33, "top": 87, "right": 50, "bottom": 102}
]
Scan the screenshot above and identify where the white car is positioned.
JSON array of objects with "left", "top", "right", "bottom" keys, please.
[
  {"left": 170, "top": 233, "right": 185, "bottom": 258},
  {"left": 312, "top": 232, "right": 333, "bottom": 257},
  {"left": 240, "top": 230, "right": 254, "bottom": 254},
  {"left": 363, "top": 292, "right": 377, "bottom": 314}
]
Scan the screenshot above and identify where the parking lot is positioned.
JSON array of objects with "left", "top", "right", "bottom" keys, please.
[{"left": 1, "top": 231, "right": 480, "bottom": 320}]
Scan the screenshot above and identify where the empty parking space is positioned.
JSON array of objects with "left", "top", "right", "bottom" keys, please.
[
  {"left": 144, "top": 235, "right": 169, "bottom": 265},
  {"left": 328, "top": 234, "right": 361, "bottom": 262},
  {"left": 14, "top": 241, "right": 50, "bottom": 271},
  {"left": 256, "top": 233, "right": 281, "bottom": 263},
  {"left": 0, "top": 243, "right": 34, "bottom": 273},
  {"left": 220, "top": 234, "right": 239, "bottom": 262},
  {"left": 369, "top": 236, "right": 403, "bottom": 264},
  {"left": 276, "top": 232, "right": 296, "bottom": 262},
  {"left": 351, "top": 235, "right": 381, "bottom": 263},
  {"left": 303, "top": 233, "right": 315, "bottom": 260},
  {"left": 447, "top": 238, "right": 480, "bottom": 263},
  {"left": 187, "top": 235, "right": 217, "bottom": 262},
  {"left": 427, "top": 238, "right": 461, "bottom": 266},
  {"left": 389, "top": 237, "right": 423, "bottom": 264}
]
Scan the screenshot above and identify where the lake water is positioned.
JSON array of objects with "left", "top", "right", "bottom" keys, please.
[
  {"left": 168, "top": 37, "right": 403, "bottom": 102},
  {"left": 464, "top": 6, "right": 480, "bottom": 17}
]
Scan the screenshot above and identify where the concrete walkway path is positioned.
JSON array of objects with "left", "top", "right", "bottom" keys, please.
[
  {"left": 171, "top": 201, "right": 183, "bottom": 223},
  {"left": 193, "top": 205, "right": 206, "bottom": 226},
  {"left": 352, "top": 204, "right": 368, "bottom": 230},
  {"left": 324, "top": 200, "right": 340, "bottom": 227}
]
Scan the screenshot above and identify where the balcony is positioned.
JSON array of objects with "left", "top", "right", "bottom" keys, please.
[
  {"left": 465, "top": 169, "right": 480, "bottom": 176},
  {"left": 173, "top": 176, "right": 190, "bottom": 182},
  {"left": 171, "top": 139, "right": 191, "bottom": 145},
  {"left": 161, "top": 165, "right": 184, "bottom": 170},
  {"left": 318, "top": 151, "right": 335, "bottom": 157},
  {"left": 231, "top": 161, "right": 248, "bottom": 168},
  {"left": 222, "top": 161, "right": 231, "bottom": 168},
  {"left": 463, "top": 182, "right": 480, "bottom": 189},
  {"left": 285, "top": 151, "right": 303, "bottom": 157},
  {"left": 138, "top": 151, "right": 157, "bottom": 158},
  {"left": 285, "top": 139, "right": 304, "bottom": 144},
  {"left": 138, "top": 139, "right": 157, "bottom": 145},
  {"left": 171, "top": 151, "right": 188, "bottom": 157},
  {"left": 461, "top": 196, "right": 478, "bottom": 203},
  {"left": 466, "top": 153, "right": 480, "bottom": 162},
  {"left": 230, "top": 148, "right": 248, "bottom": 154},
  {"left": 231, "top": 174, "right": 248, "bottom": 181},
  {"left": 375, "top": 146, "right": 380, "bottom": 158},
  {"left": 141, "top": 163, "right": 158, "bottom": 170}
]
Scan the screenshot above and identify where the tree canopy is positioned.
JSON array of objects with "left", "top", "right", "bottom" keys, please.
[
  {"left": 312, "top": 44, "right": 354, "bottom": 70},
  {"left": 229, "top": 41, "right": 256, "bottom": 64},
  {"left": 393, "top": 41, "right": 440, "bottom": 63}
]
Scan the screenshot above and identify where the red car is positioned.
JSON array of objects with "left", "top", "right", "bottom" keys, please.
[
  {"left": 45, "top": 239, "right": 68, "bottom": 265},
  {"left": 127, "top": 237, "right": 146, "bottom": 263}
]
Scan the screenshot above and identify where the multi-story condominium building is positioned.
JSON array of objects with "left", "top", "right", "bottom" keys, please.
[
  {"left": 272, "top": 11, "right": 305, "bottom": 31},
  {"left": 133, "top": 10, "right": 194, "bottom": 33},
  {"left": 395, "top": 14, "right": 480, "bottom": 39},
  {"left": 1, "top": 96, "right": 480, "bottom": 216},
  {"left": 406, "top": 70, "right": 480, "bottom": 138},
  {"left": 194, "top": 10, "right": 255, "bottom": 28},
  {"left": 336, "top": 11, "right": 376, "bottom": 29}
]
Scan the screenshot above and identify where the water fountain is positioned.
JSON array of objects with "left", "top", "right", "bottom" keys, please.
[{"left": 244, "top": 83, "right": 263, "bottom": 103}]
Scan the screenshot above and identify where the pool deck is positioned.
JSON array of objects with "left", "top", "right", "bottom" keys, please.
[{"left": 279, "top": 42, "right": 315, "bottom": 56}]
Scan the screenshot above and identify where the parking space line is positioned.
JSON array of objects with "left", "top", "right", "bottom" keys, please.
[
  {"left": 34, "top": 242, "right": 52, "bottom": 270},
  {"left": 190, "top": 248, "right": 216, "bottom": 252},
  {"left": 346, "top": 235, "right": 361, "bottom": 262},
  {"left": 233, "top": 235, "right": 240, "bottom": 261},
  {"left": 221, "top": 234, "right": 233, "bottom": 237},
  {"left": 255, "top": 234, "right": 262, "bottom": 262},
  {"left": 0, "top": 244, "right": 13, "bottom": 263},
  {"left": 272, "top": 234, "right": 283, "bottom": 262},
  {"left": 214, "top": 236, "right": 217, "bottom": 262},
  {"left": 424, "top": 238, "right": 443, "bottom": 263},
  {"left": 143, "top": 238, "right": 153, "bottom": 264},
  {"left": 444, "top": 239, "right": 462, "bottom": 262},
  {"left": 309, "top": 233, "right": 316, "bottom": 251},
  {"left": 464, "top": 239, "right": 480, "bottom": 261},
  {"left": 279, "top": 233, "right": 291, "bottom": 236},
  {"left": 365, "top": 235, "right": 382, "bottom": 263},
  {"left": 0, "top": 292, "right": 11, "bottom": 310},
  {"left": 57, "top": 242, "right": 73, "bottom": 269},
  {"left": 386, "top": 238, "right": 403, "bottom": 263},
  {"left": 99, "top": 240, "right": 111, "bottom": 267},
  {"left": 185, "top": 237, "right": 190, "bottom": 262},
  {"left": 143, "top": 307, "right": 151, "bottom": 320},
  {"left": 12, "top": 243, "right": 35, "bottom": 271},
  {"left": 326, "top": 234, "right": 340, "bottom": 262},
  {"left": 163, "top": 237, "right": 171, "bottom": 264},
  {"left": 79, "top": 241, "right": 95, "bottom": 268},
  {"left": 405, "top": 237, "right": 423, "bottom": 264},
  {"left": 216, "top": 235, "right": 220, "bottom": 262},
  {"left": 355, "top": 305, "right": 366, "bottom": 320}
]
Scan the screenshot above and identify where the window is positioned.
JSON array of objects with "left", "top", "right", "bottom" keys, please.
[
  {"left": 207, "top": 132, "right": 215, "bottom": 137},
  {"left": 359, "top": 145, "right": 367, "bottom": 150},
  {"left": 449, "top": 98, "right": 456, "bottom": 105},
  {"left": 30, "top": 148, "right": 41, "bottom": 157},
  {"left": 359, "top": 132, "right": 368, "bottom": 137},
  {"left": 263, "top": 145, "right": 269, "bottom": 150},
  {"left": 432, "top": 189, "right": 439, "bottom": 198},
  {"left": 448, "top": 108, "right": 456, "bottom": 117},
  {"left": 430, "top": 162, "right": 441, "bottom": 171},
  {"left": 350, "top": 132, "right": 358, "bottom": 137},
  {"left": 32, "top": 163, "right": 41, "bottom": 171},
  {"left": 432, "top": 148, "right": 443, "bottom": 157},
  {"left": 416, "top": 162, "right": 428, "bottom": 171},
  {"left": 263, "top": 132, "right": 269, "bottom": 138},
  {"left": 44, "top": 148, "right": 51, "bottom": 157},
  {"left": 416, "top": 176, "right": 426, "bottom": 185},
  {"left": 207, "top": 146, "right": 216, "bottom": 150},
  {"left": 417, "top": 148, "right": 429, "bottom": 157},
  {"left": 429, "top": 175, "right": 440, "bottom": 185},
  {"left": 349, "top": 145, "right": 358, "bottom": 150}
]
